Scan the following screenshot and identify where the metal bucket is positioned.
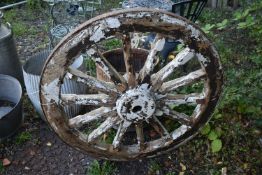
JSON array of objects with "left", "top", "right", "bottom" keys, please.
[
  {"left": 23, "top": 50, "right": 87, "bottom": 120},
  {"left": 0, "top": 11, "right": 23, "bottom": 85},
  {"left": 0, "top": 74, "right": 23, "bottom": 141},
  {"left": 96, "top": 48, "right": 148, "bottom": 82}
]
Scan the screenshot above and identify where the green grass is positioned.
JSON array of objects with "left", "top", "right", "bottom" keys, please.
[
  {"left": 0, "top": 162, "right": 4, "bottom": 174},
  {"left": 12, "top": 22, "right": 28, "bottom": 36},
  {"left": 87, "top": 160, "right": 117, "bottom": 175},
  {"left": 102, "top": 38, "right": 122, "bottom": 50},
  {"left": 3, "top": 9, "right": 29, "bottom": 36},
  {"left": 148, "top": 160, "right": 162, "bottom": 175},
  {"left": 15, "top": 131, "right": 32, "bottom": 145}
]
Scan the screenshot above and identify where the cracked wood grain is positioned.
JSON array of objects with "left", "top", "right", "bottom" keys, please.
[
  {"left": 112, "top": 120, "right": 132, "bottom": 149},
  {"left": 61, "top": 94, "right": 114, "bottom": 106},
  {"left": 68, "top": 67, "right": 119, "bottom": 95},
  {"left": 123, "top": 34, "right": 136, "bottom": 88},
  {"left": 88, "top": 116, "right": 120, "bottom": 143},
  {"left": 160, "top": 69, "right": 206, "bottom": 93},
  {"left": 164, "top": 93, "right": 205, "bottom": 105},
  {"left": 138, "top": 35, "right": 165, "bottom": 83},
  {"left": 151, "top": 48, "right": 195, "bottom": 90},
  {"left": 68, "top": 107, "right": 114, "bottom": 128}
]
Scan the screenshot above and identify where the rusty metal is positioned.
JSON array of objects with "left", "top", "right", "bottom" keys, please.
[{"left": 40, "top": 8, "right": 223, "bottom": 161}]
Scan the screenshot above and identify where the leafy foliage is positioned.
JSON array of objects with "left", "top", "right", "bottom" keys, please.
[
  {"left": 0, "top": 162, "right": 4, "bottom": 174},
  {"left": 87, "top": 160, "right": 117, "bottom": 175},
  {"left": 211, "top": 139, "right": 222, "bottom": 153},
  {"left": 15, "top": 131, "right": 32, "bottom": 145},
  {"left": 148, "top": 160, "right": 162, "bottom": 175}
]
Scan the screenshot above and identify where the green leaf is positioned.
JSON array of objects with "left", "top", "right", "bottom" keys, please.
[
  {"left": 208, "top": 131, "right": 218, "bottom": 140},
  {"left": 215, "top": 127, "right": 222, "bottom": 137},
  {"left": 211, "top": 139, "right": 222, "bottom": 153},
  {"left": 216, "top": 19, "right": 228, "bottom": 30},
  {"left": 214, "top": 113, "right": 222, "bottom": 119},
  {"left": 202, "top": 24, "right": 215, "bottom": 34},
  {"left": 200, "top": 123, "right": 211, "bottom": 135}
]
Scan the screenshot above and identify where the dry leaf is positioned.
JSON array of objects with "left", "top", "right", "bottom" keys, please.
[
  {"left": 180, "top": 162, "right": 186, "bottom": 171},
  {"left": 2, "top": 158, "right": 11, "bottom": 166}
]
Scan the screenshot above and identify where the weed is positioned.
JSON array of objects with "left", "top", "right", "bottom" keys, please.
[
  {"left": 15, "top": 131, "right": 32, "bottom": 145},
  {"left": 12, "top": 22, "right": 28, "bottom": 36},
  {"left": 26, "top": 0, "right": 42, "bottom": 10},
  {"left": 166, "top": 172, "right": 176, "bottom": 175},
  {"left": 87, "top": 160, "right": 117, "bottom": 175},
  {"left": 84, "top": 56, "right": 96, "bottom": 77},
  {"left": 148, "top": 160, "right": 162, "bottom": 175},
  {"left": 102, "top": 38, "right": 122, "bottom": 50},
  {"left": 0, "top": 162, "right": 4, "bottom": 174}
]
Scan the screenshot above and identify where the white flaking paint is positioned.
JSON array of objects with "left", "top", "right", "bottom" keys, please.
[
  {"left": 69, "top": 107, "right": 112, "bottom": 128},
  {"left": 160, "top": 69, "right": 206, "bottom": 93},
  {"left": 105, "top": 18, "right": 121, "bottom": 28},
  {"left": 196, "top": 53, "right": 210, "bottom": 67},
  {"left": 172, "top": 125, "right": 190, "bottom": 139},
  {"left": 89, "top": 25, "right": 105, "bottom": 42},
  {"left": 43, "top": 79, "right": 60, "bottom": 103},
  {"left": 160, "top": 14, "right": 201, "bottom": 39},
  {"left": 152, "top": 48, "right": 195, "bottom": 84},
  {"left": 86, "top": 48, "right": 96, "bottom": 56},
  {"left": 116, "top": 84, "right": 156, "bottom": 122}
]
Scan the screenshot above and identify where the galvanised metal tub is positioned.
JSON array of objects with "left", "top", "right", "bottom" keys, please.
[
  {"left": 23, "top": 50, "right": 86, "bottom": 120},
  {"left": 0, "top": 74, "right": 23, "bottom": 141}
]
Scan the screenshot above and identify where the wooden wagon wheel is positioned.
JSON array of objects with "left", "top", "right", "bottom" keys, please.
[{"left": 40, "top": 8, "right": 223, "bottom": 161}]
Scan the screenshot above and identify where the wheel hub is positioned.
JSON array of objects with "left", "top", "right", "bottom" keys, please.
[{"left": 116, "top": 84, "right": 156, "bottom": 123}]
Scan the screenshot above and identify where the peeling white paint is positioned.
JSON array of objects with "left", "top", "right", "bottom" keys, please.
[
  {"left": 160, "top": 69, "right": 206, "bottom": 93},
  {"left": 152, "top": 48, "right": 194, "bottom": 83},
  {"left": 160, "top": 14, "right": 202, "bottom": 39},
  {"left": 43, "top": 79, "right": 60, "bottom": 103},
  {"left": 105, "top": 18, "right": 121, "bottom": 28},
  {"left": 197, "top": 53, "right": 210, "bottom": 67},
  {"left": 160, "top": 14, "right": 187, "bottom": 27},
  {"left": 172, "top": 125, "right": 189, "bottom": 139},
  {"left": 90, "top": 25, "right": 105, "bottom": 42},
  {"left": 66, "top": 72, "right": 73, "bottom": 79},
  {"left": 86, "top": 48, "right": 96, "bottom": 56},
  {"left": 116, "top": 84, "right": 156, "bottom": 122},
  {"left": 126, "top": 12, "right": 151, "bottom": 18}
]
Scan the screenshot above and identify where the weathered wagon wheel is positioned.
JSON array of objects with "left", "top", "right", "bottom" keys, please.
[{"left": 40, "top": 8, "right": 223, "bottom": 161}]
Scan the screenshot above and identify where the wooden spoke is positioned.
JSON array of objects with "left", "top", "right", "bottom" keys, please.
[
  {"left": 151, "top": 48, "right": 195, "bottom": 90},
  {"left": 94, "top": 45, "right": 127, "bottom": 89},
  {"left": 135, "top": 122, "right": 146, "bottom": 150},
  {"left": 138, "top": 35, "right": 165, "bottom": 83},
  {"left": 163, "top": 93, "right": 205, "bottom": 105},
  {"left": 167, "top": 110, "right": 192, "bottom": 126},
  {"left": 160, "top": 69, "right": 206, "bottom": 93},
  {"left": 68, "top": 107, "right": 114, "bottom": 128},
  {"left": 68, "top": 67, "right": 119, "bottom": 95},
  {"left": 88, "top": 116, "right": 120, "bottom": 143},
  {"left": 61, "top": 94, "right": 114, "bottom": 106},
  {"left": 123, "top": 34, "right": 136, "bottom": 88},
  {"left": 112, "top": 120, "right": 132, "bottom": 149},
  {"left": 150, "top": 116, "right": 171, "bottom": 138}
]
